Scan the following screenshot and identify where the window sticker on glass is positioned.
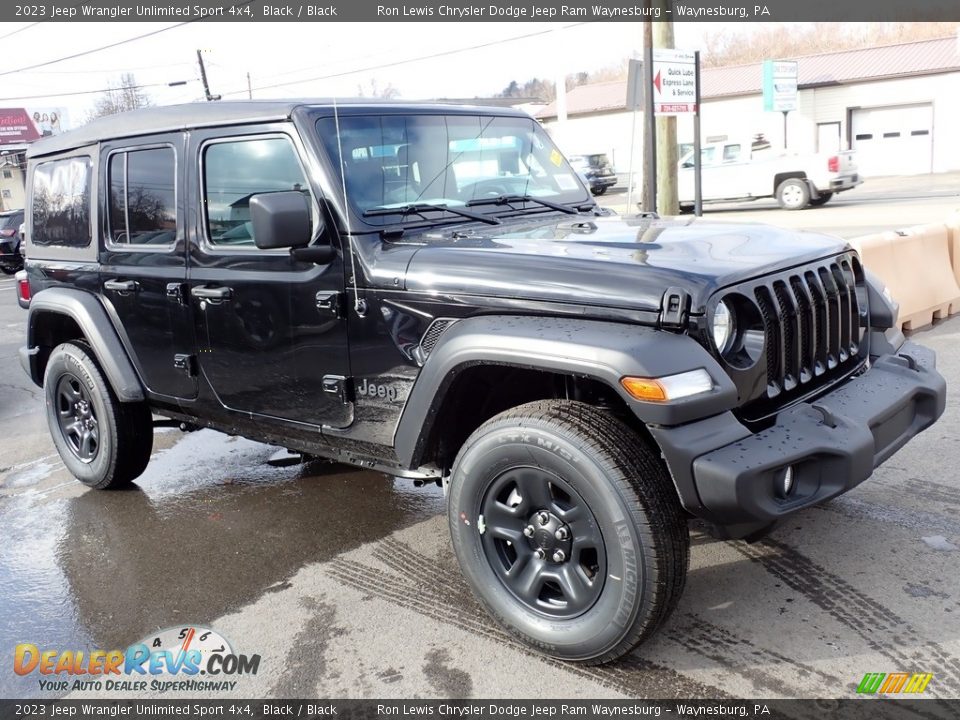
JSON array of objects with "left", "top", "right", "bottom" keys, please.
[
  {"left": 555, "top": 173, "right": 579, "bottom": 191},
  {"left": 550, "top": 149, "right": 564, "bottom": 167}
]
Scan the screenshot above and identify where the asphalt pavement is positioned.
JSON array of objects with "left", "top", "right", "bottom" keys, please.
[{"left": 1, "top": 182, "right": 960, "bottom": 703}]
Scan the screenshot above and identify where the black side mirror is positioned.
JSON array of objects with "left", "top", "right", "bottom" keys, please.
[{"left": 250, "top": 191, "right": 314, "bottom": 250}]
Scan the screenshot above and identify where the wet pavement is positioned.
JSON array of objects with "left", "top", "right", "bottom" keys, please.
[{"left": 2, "top": 268, "right": 960, "bottom": 704}]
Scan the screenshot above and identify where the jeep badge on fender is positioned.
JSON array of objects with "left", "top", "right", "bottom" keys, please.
[{"left": 17, "top": 100, "right": 946, "bottom": 665}]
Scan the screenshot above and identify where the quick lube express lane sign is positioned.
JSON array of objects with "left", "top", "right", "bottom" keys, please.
[{"left": 652, "top": 49, "right": 697, "bottom": 115}]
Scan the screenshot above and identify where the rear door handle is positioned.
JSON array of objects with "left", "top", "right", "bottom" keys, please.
[
  {"left": 103, "top": 279, "right": 139, "bottom": 294},
  {"left": 191, "top": 285, "right": 233, "bottom": 301}
]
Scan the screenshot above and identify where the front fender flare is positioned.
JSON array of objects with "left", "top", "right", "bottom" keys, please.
[
  {"left": 393, "top": 315, "right": 738, "bottom": 469},
  {"left": 25, "top": 288, "right": 145, "bottom": 402}
]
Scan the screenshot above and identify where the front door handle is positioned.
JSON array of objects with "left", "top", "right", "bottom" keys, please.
[
  {"left": 191, "top": 285, "right": 233, "bottom": 301},
  {"left": 103, "top": 279, "right": 139, "bottom": 294}
]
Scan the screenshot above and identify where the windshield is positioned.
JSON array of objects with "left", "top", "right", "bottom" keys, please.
[{"left": 316, "top": 113, "right": 589, "bottom": 224}]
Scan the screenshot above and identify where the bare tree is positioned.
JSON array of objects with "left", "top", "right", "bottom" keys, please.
[
  {"left": 356, "top": 79, "right": 401, "bottom": 99},
  {"left": 88, "top": 73, "right": 153, "bottom": 120}
]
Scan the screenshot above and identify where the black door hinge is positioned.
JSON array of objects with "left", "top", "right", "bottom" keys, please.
[
  {"left": 322, "top": 375, "right": 351, "bottom": 405},
  {"left": 173, "top": 353, "right": 197, "bottom": 377},
  {"left": 315, "top": 291, "right": 343, "bottom": 319},
  {"left": 659, "top": 287, "right": 690, "bottom": 330},
  {"left": 166, "top": 282, "right": 189, "bottom": 305}
]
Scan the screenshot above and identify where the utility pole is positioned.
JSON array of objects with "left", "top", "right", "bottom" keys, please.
[
  {"left": 247, "top": 72, "right": 253, "bottom": 99},
  {"left": 196, "top": 50, "right": 221, "bottom": 102},
  {"left": 654, "top": 10, "right": 678, "bottom": 216},
  {"left": 640, "top": 17, "right": 655, "bottom": 213}
]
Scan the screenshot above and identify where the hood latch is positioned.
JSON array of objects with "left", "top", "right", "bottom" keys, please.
[{"left": 659, "top": 287, "right": 690, "bottom": 331}]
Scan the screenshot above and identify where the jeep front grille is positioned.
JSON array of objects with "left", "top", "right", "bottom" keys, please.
[{"left": 754, "top": 255, "right": 863, "bottom": 400}]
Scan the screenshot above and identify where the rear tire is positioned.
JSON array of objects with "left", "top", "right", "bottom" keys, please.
[
  {"left": 776, "top": 178, "right": 810, "bottom": 210},
  {"left": 0, "top": 266, "right": 16, "bottom": 275},
  {"left": 448, "top": 400, "right": 689, "bottom": 664},
  {"left": 591, "top": 186, "right": 608, "bottom": 196},
  {"left": 44, "top": 342, "right": 153, "bottom": 490},
  {"left": 808, "top": 192, "right": 833, "bottom": 207}
]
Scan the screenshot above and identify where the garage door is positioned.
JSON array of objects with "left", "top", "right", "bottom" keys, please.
[{"left": 851, "top": 104, "right": 933, "bottom": 177}]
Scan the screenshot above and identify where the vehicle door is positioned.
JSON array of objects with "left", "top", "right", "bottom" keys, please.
[
  {"left": 185, "top": 124, "right": 352, "bottom": 428},
  {"left": 679, "top": 144, "right": 724, "bottom": 201},
  {"left": 99, "top": 134, "right": 197, "bottom": 400}
]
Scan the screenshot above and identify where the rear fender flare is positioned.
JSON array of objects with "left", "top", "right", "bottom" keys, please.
[{"left": 25, "top": 288, "right": 145, "bottom": 402}]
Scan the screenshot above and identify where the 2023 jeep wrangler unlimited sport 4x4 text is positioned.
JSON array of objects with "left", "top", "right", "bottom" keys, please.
[{"left": 16, "top": 101, "right": 945, "bottom": 665}]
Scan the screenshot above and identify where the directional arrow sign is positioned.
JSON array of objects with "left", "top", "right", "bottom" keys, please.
[{"left": 652, "top": 49, "right": 697, "bottom": 115}]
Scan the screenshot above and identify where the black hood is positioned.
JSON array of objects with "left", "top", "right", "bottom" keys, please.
[{"left": 402, "top": 214, "right": 851, "bottom": 313}]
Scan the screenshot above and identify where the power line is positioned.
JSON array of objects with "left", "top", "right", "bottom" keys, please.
[
  {"left": 0, "top": 0, "right": 258, "bottom": 78},
  {"left": 0, "top": 80, "right": 194, "bottom": 103},
  {"left": 18, "top": 61, "right": 196, "bottom": 76},
  {"left": 221, "top": 23, "right": 589, "bottom": 97},
  {"left": 0, "top": 22, "right": 42, "bottom": 42},
  {"left": 0, "top": 22, "right": 193, "bottom": 78}
]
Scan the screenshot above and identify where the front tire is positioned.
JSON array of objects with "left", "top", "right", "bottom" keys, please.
[
  {"left": 776, "top": 178, "right": 810, "bottom": 210},
  {"left": 44, "top": 342, "right": 153, "bottom": 490},
  {"left": 448, "top": 400, "right": 689, "bottom": 664}
]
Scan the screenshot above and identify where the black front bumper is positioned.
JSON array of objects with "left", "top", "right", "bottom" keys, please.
[
  {"left": 590, "top": 175, "right": 617, "bottom": 189},
  {"left": 650, "top": 342, "right": 946, "bottom": 539}
]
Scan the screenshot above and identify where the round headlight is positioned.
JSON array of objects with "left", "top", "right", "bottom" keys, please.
[{"left": 712, "top": 300, "right": 735, "bottom": 354}]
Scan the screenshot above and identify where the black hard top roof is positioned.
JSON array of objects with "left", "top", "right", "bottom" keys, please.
[{"left": 26, "top": 99, "right": 530, "bottom": 159}]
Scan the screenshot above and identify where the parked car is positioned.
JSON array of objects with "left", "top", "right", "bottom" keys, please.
[
  {"left": 16, "top": 101, "right": 945, "bottom": 665},
  {"left": 0, "top": 209, "right": 24, "bottom": 274},
  {"left": 678, "top": 140, "right": 862, "bottom": 210},
  {"left": 568, "top": 153, "right": 617, "bottom": 195}
]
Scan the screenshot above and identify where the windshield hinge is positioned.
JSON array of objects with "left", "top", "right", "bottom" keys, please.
[{"left": 659, "top": 287, "right": 690, "bottom": 331}]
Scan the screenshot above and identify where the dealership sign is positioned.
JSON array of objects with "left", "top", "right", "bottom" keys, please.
[
  {"left": 762, "top": 60, "right": 799, "bottom": 112},
  {"left": 0, "top": 107, "right": 69, "bottom": 145},
  {"left": 652, "top": 49, "right": 697, "bottom": 115}
]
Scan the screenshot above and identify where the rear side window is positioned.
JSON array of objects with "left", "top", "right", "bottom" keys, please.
[
  {"left": 203, "top": 136, "right": 310, "bottom": 247},
  {"left": 723, "top": 144, "right": 742, "bottom": 162},
  {"left": 108, "top": 147, "right": 177, "bottom": 245},
  {"left": 32, "top": 156, "right": 92, "bottom": 247}
]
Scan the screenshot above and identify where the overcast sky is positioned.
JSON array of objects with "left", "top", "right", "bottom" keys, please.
[{"left": 0, "top": 21, "right": 757, "bottom": 127}]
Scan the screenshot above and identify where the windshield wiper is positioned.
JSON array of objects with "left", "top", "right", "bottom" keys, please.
[
  {"left": 466, "top": 194, "right": 579, "bottom": 215},
  {"left": 362, "top": 202, "right": 501, "bottom": 225}
]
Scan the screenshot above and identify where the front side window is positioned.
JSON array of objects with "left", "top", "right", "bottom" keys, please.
[
  {"left": 108, "top": 147, "right": 177, "bottom": 245},
  {"left": 203, "top": 136, "right": 310, "bottom": 247},
  {"left": 316, "top": 114, "right": 588, "bottom": 223},
  {"left": 31, "top": 156, "right": 92, "bottom": 247}
]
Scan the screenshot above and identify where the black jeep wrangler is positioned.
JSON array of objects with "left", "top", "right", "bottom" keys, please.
[{"left": 16, "top": 101, "right": 946, "bottom": 665}]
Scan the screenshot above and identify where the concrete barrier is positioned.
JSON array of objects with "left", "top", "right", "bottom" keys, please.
[
  {"left": 852, "top": 221, "right": 960, "bottom": 331},
  {"left": 947, "top": 211, "right": 960, "bottom": 290}
]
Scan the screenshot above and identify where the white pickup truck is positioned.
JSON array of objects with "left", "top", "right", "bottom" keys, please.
[{"left": 678, "top": 140, "right": 862, "bottom": 210}]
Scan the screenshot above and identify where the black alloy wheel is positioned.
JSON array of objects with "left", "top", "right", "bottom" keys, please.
[
  {"left": 480, "top": 466, "right": 605, "bottom": 618},
  {"left": 55, "top": 373, "right": 100, "bottom": 462}
]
